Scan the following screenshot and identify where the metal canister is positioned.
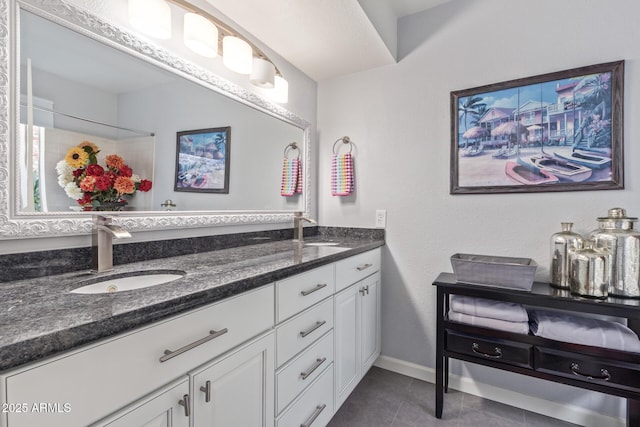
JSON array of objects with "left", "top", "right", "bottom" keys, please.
[
  {"left": 589, "top": 208, "right": 640, "bottom": 298},
  {"left": 550, "top": 222, "right": 584, "bottom": 289},
  {"left": 569, "top": 240, "right": 609, "bottom": 298}
]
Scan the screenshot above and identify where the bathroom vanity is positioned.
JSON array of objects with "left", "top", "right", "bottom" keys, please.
[
  {"left": 0, "top": 237, "right": 382, "bottom": 427},
  {"left": 433, "top": 272, "right": 640, "bottom": 427}
]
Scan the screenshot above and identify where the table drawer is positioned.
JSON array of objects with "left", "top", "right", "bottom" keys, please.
[
  {"left": 335, "top": 248, "right": 381, "bottom": 292},
  {"left": 3, "top": 285, "right": 274, "bottom": 427},
  {"left": 535, "top": 347, "right": 640, "bottom": 393},
  {"left": 277, "top": 298, "right": 334, "bottom": 366},
  {"left": 276, "top": 364, "right": 334, "bottom": 427},
  {"left": 277, "top": 264, "right": 335, "bottom": 322},
  {"left": 276, "top": 330, "right": 333, "bottom": 415},
  {"left": 446, "top": 330, "right": 533, "bottom": 369}
]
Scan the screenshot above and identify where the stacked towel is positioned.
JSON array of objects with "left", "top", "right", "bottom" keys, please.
[
  {"left": 281, "top": 158, "right": 302, "bottom": 196},
  {"left": 448, "top": 295, "right": 529, "bottom": 334},
  {"left": 331, "top": 153, "right": 354, "bottom": 196},
  {"left": 529, "top": 310, "right": 640, "bottom": 353}
]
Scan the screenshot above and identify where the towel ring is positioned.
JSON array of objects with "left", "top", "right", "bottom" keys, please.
[
  {"left": 284, "top": 142, "right": 300, "bottom": 158},
  {"left": 332, "top": 136, "right": 353, "bottom": 154}
]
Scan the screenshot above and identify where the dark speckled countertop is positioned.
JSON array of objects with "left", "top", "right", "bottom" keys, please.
[{"left": 0, "top": 234, "right": 384, "bottom": 372}]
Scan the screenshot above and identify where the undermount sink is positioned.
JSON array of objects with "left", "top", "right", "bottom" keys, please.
[
  {"left": 304, "top": 242, "right": 341, "bottom": 247},
  {"left": 71, "top": 270, "right": 186, "bottom": 294}
]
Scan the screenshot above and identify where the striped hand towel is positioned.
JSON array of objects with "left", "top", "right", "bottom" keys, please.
[
  {"left": 331, "top": 153, "right": 354, "bottom": 196},
  {"left": 281, "top": 158, "right": 302, "bottom": 196}
]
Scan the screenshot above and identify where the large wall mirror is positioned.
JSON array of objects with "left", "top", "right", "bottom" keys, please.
[{"left": 0, "top": 0, "right": 311, "bottom": 239}]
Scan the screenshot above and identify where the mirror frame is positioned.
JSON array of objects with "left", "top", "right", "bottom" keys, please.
[{"left": 0, "top": 0, "right": 312, "bottom": 239}]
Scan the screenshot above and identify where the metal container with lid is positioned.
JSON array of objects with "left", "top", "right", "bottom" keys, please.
[
  {"left": 589, "top": 208, "right": 640, "bottom": 298},
  {"left": 569, "top": 240, "right": 609, "bottom": 298},
  {"left": 550, "top": 222, "right": 584, "bottom": 289}
]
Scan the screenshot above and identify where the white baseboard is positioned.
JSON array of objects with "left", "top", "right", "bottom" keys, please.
[{"left": 374, "top": 355, "right": 625, "bottom": 427}]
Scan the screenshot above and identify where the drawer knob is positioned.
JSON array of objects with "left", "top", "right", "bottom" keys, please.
[
  {"left": 471, "top": 342, "right": 503, "bottom": 359},
  {"left": 160, "top": 328, "right": 229, "bottom": 362},
  {"left": 301, "top": 283, "right": 327, "bottom": 296},
  {"left": 570, "top": 363, "right": 611, "bottom": 381},
  {"left": 356, "top": 263, "right": 373, "bottom": 271},
  {"left": 300, "top": 320, "right": 326, "bottom": 338},
  {"left": 300, "top": 357, "right": 327, "bottom": 380},
  {"left": 301, "top": 404, "right": 327, "bottom": 427},
  {"left": 200, "top": 380, "right": 212, "bottom": 403},
  {"left": 178, "top": 394, "right": 190, "bottom": 417}
]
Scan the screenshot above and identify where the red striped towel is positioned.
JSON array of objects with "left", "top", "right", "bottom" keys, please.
[
  {"left": 331, "top": 153, "right": 354, "bottom": 196},
  {"left": 281, "top": 158, "right": 302, "bottom": 196}
]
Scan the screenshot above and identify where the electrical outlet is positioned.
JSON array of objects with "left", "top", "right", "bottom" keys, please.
[{"left": 375, "top": 210, "right": 387, "bottom": 228}]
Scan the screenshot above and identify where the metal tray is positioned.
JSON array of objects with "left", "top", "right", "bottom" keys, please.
[{"left": 450, "top": 253, "right": 537, "bottom": 291}]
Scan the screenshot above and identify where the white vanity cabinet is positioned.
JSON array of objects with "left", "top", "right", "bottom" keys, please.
[
  {"left": 0, "top": 284, "right": 274, "bottom": 427},
  {"left": 334, "top": 250, "right": 381, "bottom": 410}
]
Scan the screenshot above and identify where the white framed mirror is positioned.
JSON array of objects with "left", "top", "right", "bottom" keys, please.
[{"left": 0, "top": 0, "right": 312, "bottom": 239}]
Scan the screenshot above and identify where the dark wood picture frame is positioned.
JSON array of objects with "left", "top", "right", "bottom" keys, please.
[
  {"left": 450, "top": 60, "right": 624, "bottom": 194},
  {"left": 174, "top": 127, "right": 231, "bottom": 194}
]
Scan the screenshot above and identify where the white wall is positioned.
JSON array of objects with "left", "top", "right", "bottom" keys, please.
[{"left": 318, "top": 0, "right": 640, "bottom": 422}]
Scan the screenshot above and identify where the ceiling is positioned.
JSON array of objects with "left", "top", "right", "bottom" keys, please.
[{"left": 205, "top": 0, "right": 451, "bottom": 82}]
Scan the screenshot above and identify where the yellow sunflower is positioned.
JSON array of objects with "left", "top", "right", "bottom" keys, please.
[
  {"left": 65, "top": 147, "right": 89, "bottom": 168},
  {"left": 77, "top": 140, "right": 99, "bottom": 154}
]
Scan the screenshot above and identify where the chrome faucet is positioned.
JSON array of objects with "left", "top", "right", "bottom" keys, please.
[
  {"left": 293, "top": 212, "right": 317, "bottom": 243},
  {"left": 92, "top": 215, "right": 132, "bottom": 273}
]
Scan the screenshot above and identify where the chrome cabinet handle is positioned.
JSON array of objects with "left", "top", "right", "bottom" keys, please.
[
  {"left": 178, "top": 394, "right": 190, "bottom": 417},
  {"left": 570, "top": 363, "right": 611, "bottom": 381},
  {"left": 200, "top": 380, "right": 211, "bottom": 403},
  {"left": 359, "top": 287, "right": 366, "bottom": 296},
  {"left": 300, "top": 404, "right": 327, "bottom": 427},
  {"left": 301, "top": 283, "right": 327, "bottom": 296},
  {"left": 471, "top": 342, "right": 502, "bottom": 359},
  {"left": 365, "top": 285, "right": 369, "bottom": 295},
  {"left": 300, "top": 357, "right": 327, "bottom": 380},
  {"left": 300, "top": 320, "right": 326, "bottom": 338},
  {"left": 356, "top": 263, "right": 373, "bottom": 271},
  {"left": 160, "top": 328, "right": 229, "bottom": 362}
]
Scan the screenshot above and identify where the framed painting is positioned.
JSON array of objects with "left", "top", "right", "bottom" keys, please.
[
  {"left": 450, "top": 60, "right": 624, "bottom": 194},
  {"left": 174, "top": 127, "right": 231, "bottom": 193}
]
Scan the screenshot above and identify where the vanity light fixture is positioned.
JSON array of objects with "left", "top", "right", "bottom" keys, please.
[
  {"left": 183, "top": 13, "right": 218, "bottom": 57},
  {"left": 128, "top": 0, "right": 289, "bottom": 102},
  {"left": 128, "top": 0, "right": 172, "bottom": 40}
]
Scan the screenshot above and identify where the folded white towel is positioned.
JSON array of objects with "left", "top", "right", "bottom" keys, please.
[
  {"left": 450, "top": 295, "right": 529, "bottom": 322},
  {"left": 448, "top": 310, "right": 530, "bottom": 334},
  {"left": 529, "top": 310, "right": 640, "bottom": 353}
]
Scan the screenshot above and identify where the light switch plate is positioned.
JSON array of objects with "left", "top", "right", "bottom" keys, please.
[{"left": 375, "top": 210, "right": 387, "bottom": 228}]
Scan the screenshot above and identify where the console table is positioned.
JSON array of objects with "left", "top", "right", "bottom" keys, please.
[{"left": 433, "top": 272, "right": 640, "bottom": 426}]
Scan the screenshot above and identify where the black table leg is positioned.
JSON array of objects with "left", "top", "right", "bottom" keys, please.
[
  {"left": 629, "top": 398, "right": 640, "bottom": 427},
  {"left": 435, "top": 287, "right": 445, "bottom": 418}
]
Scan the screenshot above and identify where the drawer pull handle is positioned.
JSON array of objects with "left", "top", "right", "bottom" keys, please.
[
  {"left": 178, "top": 394, "right": 190, "bottom": 417},
  {"left": 160, "top": 328, "right": 229, "bottom": 362},
  {"left": 471, "top": 342, "right": 502, "bottom": 359},
  {"left": 300, "top": 320, "right": 326, "bottom": 338},
  {"left": 300, "top": 357, "right": 327, "bottom": 380},
  {"left": 200, "top": 380, "right": 211, "bottom": 403},
  {"left": 356, "top": 263, "right": 373, "bottom": 271},
  {"left": 570, "top": 363, "right": 611, "bottom": 381},
  {"left": 301, "top": 404, "right": 327, "bottom": 427},
  {"left": 301, "top": 283, "right": 327, "bottom": 296}
]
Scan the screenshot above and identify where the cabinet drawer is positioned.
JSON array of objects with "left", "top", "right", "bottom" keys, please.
[
  {"left": 535, "top": 347, "right": 640, "bottom": 393},
  {"left": 446, "top": 330, "right": 533, "bottom": 369},
  {"left": 277, "top": 264, "right": 335, "bottom": 322},
  {"left": 277, "top": 298, "right": 334, "bottom": 366},
  {"left": 3, "top": 285, "right": 274, "bottom": 427},
  {"left": 335, "top": 248, "right": 381, "bottom": 292},
  {"left": 276, "top": 331, "right": 334, "bottom": 414},
  {"left": 277, "top": 364, "right": 334, "bottom": 427}
]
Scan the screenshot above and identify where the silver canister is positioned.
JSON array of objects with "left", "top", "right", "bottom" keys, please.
[
  {"left": 589, "top": 208, "right": 640, "bottom": 298},
  {"left": 569, "top": 240, "right": 609, "bottom": 298},
  {"left": 550, "top": 222, "right": 584, "bottom": 289}
]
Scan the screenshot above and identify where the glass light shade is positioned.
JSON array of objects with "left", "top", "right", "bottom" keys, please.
[
  {"left": 272, "top": 75, "right": 289, "bottom": 104},
  {"left": 129, "top": 0, "right": 171, "bottom": 39},
  {"left": 184, "top": 13, "right": 219, "bottom": 58},
  {"left": 250, "top": 58, "right": 276, "bottom": 88},
  {"left": 222, "top": 36, "right": 253, "bottom": 74}
]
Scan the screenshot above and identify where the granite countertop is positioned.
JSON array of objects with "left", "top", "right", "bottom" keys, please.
[{"left": 0, "top": 235, "right": 384, "bottom": 372}]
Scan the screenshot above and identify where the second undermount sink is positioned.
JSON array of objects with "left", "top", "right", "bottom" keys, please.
[{"left": 71, "top": 270, "right": 186, "bottom": 294}]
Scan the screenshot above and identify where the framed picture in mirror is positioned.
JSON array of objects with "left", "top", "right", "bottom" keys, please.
[
  {"left": 175, "top": 127, "right": 231, "bottom": 193},
  {"left": 450, "top": 60, "right": 624, "bottom": 194}
]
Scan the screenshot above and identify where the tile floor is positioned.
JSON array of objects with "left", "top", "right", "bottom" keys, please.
[{"left": 327, "top": 367, "right": 581, "bottom": 427}]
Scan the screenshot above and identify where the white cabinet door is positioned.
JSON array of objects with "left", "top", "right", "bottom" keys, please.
[
  {"left": 333, "top": 284, "right": 360, "bottom": 409},
  {"left": 95, "top": 377, "right": 190, "bottom": 427},
  {"left": 360, "top": 272, "right": 381, "bottom": 373},
  {"left": 191, "top": 332, "right": 274, "bottom": 427}
]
